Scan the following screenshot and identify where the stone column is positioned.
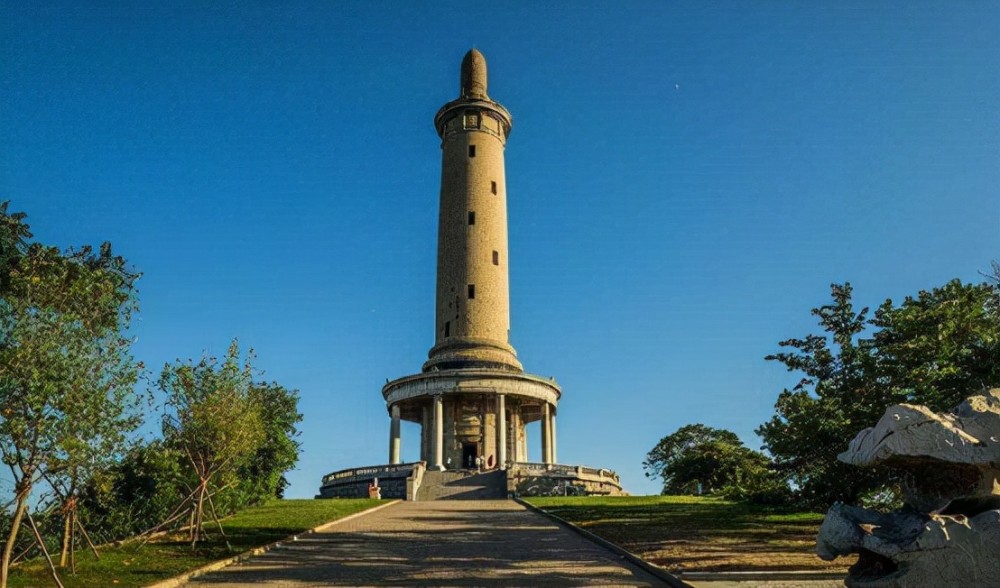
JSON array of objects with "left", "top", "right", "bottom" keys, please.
[
  {"left": 389, "top": 404, "right": 401, "bottom": 465},
  {"left": 550, "top": 408, "right": 557, "bottom": 464},
  {"left": 433, "top": 395, "right": 444, "bottom": 470},
  {"left": 541, "top": 402, "right": 552, "bottom": 465},
  {"left": 517, "top": 410, "right": 527, "bottom": 462},
  {"left": 420, "top": 405, "right": 430, "bottom": 462},
  {"left": 498, "top": 394, "right": 507, "bottom": 469}
]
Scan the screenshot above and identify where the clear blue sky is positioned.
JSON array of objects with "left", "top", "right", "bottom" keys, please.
[{"left": 2, "top": 2, "right": 997, "bottom": 498}]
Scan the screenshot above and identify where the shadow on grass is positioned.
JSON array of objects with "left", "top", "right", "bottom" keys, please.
[{"left": 525, "top": 495, "right": 854, "bottom": 573}]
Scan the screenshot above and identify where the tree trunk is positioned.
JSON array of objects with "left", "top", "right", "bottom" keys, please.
[
  {"left": 1, "top": 496, "right": 29, "bottom": 588},
  {"left": 188, "top": 492, "right": 198, "bottom": 544},
  {"left": 69, "top": 509, "right": 76, "bottom": 574},
  {"left": 192, "top": 480, "right": 207, "bottom": 548},
  {"left": 59, "top": 511, "right": 71, "bottom": 567}
]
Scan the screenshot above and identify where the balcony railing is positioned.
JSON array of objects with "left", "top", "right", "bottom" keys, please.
[
  {"left": 510, "top": 462, "right": 620, "bottom": 484},
  {"left": 321, "top": 462, "right": 423, "bottom": 486}
]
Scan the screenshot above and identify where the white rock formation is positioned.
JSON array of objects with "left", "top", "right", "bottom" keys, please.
[
  {"left": 818, "top": 389, "right": 1000, "bottom": 588},
  {"left": 839, "top": 390, "right": 1000, "bottom": 467}
]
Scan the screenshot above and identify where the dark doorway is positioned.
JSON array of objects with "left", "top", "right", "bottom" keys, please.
[{"left": 462, "top": 443, "right": 478, "bottom": 469}]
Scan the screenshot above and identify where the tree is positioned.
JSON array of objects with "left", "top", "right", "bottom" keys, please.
[
  {"left": 756, "top": 284, "right": 884, "bottom": 507},
  {"left": 872, "top": 279, "right": 1000, "bottom": 411},
  {"left": 43, "top": 248, "right": 142, "bottom": 571},
  {"left": 758, "top": 281, "right": 1000, "bottom": 508},
  {"left": 232, "top": 381, "right": 302, "bottom": 505},
  {"left": 154, "top": 341, "right": 265, "bottom": 548},
  {"left": 643, "top": 424, "right": 782, "bottom": 499},
  {"left": 0, "top": 203, "right": 140, "bottom": 587},
  {"left": 79, "top": 440, "right": 186, "bottom": 542}
]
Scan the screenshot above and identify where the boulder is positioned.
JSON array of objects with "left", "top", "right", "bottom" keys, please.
[{"left": 818, "top": 389, "right": 1000, "bottom": 587}]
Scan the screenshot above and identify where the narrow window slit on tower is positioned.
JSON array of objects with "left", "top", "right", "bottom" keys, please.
[
  {"left": 467, "top": 284, "right": 475, "bottom": 299},
  {"left": 492, "top": 251, "right": 499, "bottom": 265},
  {"left": 491, "top": 181, "right": 497, "bottom": 194},
  {"left": 468, "top": 145, "right": 476, "bottom": 157},
  {"left": 444, "top": 321, "right": 450, "bottom": 337},
  {"left": 468, "top": 211, "right": 475, "bottom": 225}
]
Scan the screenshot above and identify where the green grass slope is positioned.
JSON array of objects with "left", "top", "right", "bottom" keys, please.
[{"left": 525, "top": 495, "right": 852, "bottom": 573}]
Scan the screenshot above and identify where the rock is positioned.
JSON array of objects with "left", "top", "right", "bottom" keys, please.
[
  {"left": 817, "top": 389, "right": 1000, "bottom": 587},
  {"left": 838, "top": 399, "right": 997, "bottom": 468},
  {"left": 819, "top": 502, "right": 1000, "bottom": 587}
]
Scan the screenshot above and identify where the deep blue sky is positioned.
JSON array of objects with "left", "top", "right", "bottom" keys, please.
[{"left": 2, "top": 3, "right": 998, "bottom": 497}]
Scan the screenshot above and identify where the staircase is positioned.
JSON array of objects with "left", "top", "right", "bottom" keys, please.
[{"left": 416, "top": 470, "right": 507, "bottom": 500}]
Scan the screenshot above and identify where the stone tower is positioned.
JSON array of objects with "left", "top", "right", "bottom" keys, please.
[
  {"left": 383, "top": 49, "right": 561, "bottom": 471},
  {"left": 424, "top": 49, "right": 521, "bottom": 374}
]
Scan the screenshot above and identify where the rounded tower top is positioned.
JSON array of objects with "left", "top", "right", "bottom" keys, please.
[
  {"left": 435, "top": 49, "right": 511, "bottom": 140},
  {"left": 460, "top": 49, "right": 488, "bottom": 99}
]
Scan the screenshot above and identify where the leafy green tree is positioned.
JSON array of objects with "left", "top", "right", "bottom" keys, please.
[
  {"left": 0, "top": 204, "right": 140, "bottom": 587},
  {"left": 233, "top": 381, "right": 302, "bottom": 504},
  {"left": 156, "top": 341, "right": 265, "bottom": 548},
  {"left": 79, "top": 440, "right": 185, "bottom": 542},
  {"left": 643, "top": 424, "right": 782, "bottom": 499},
  {"left": 872, "top": 279, "right": 1000, "bottom": 410},
  {"left": 758, "top": 281, "right": 1000, "bottom": 508},
  {"left": 756, "top": 284, "right": 884, "bottom": 507},
  {"left": 44, "top": 250, "right": 142, "bottom": 570},
  {"left": 89, "top": 381, "right": 300, "bottom": 541}
]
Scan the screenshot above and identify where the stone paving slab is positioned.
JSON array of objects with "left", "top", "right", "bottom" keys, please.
[{"left": 184, "top": 500, "right": 666, "bottom": 587}]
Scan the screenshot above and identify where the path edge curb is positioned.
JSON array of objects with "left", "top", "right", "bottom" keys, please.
[
  {"left": 143, "top": 499, "right": 401, "bottom": 588},
  {"left": 515, "top": 497, "right": 693, "bottom": 588},
  {"left": 681, "top": 570, "right": 847, "bottom": 581}
]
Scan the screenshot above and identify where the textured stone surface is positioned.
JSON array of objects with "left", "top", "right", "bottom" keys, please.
[
  {"left": 428, "top": 49, "right": 518, "bottom": 373},
  {"left": 839, "top": 393, "right": 1000, "bottom": 467},
  {"left": 184, "top": 500, "right": 664, "bottom": 586},
  {"left": 818, "top": 503, "right": 1000, "bottom": 587},
  {"left": 818, "top": 389, "right": 1000, "bottom": 587}
]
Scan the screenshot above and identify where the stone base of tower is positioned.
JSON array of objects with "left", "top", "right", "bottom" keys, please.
[
  {"left": 317, "top": 460, "right": 624, "bottom": 500},
  {"left": 315, "top": 367, "right": 626, "bottom": 500},
  {"left": 422, "top": 338, "right": 523, "bottom": 373},
  {"left": 382, "top": 369, "right": 561, "bottom": 470},
  {"left": 506, "top": 462, "right": 625, "bottom": 497}
]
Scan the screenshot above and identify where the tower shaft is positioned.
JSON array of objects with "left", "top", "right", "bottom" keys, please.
[{"left": 424, "top": 50, "right": 521, "bottom": 373}]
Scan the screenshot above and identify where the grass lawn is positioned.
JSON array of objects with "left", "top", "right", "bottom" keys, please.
[
  {"left": 525, "top": 495, "right": 855, "bottom": 574},
  {"left": 7, "top": 498, "right": 383, "bottom": 588}
]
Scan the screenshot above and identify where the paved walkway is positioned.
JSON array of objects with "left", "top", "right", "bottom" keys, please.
[{"left": 184, "top": 500, "right": 665, "bottom": 586}]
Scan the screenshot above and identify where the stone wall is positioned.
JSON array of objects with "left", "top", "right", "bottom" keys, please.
[
  {"left": 318, "top": 461, "right": 623, "bottom": 500},
  {"left": 317, "top": 462, "right": 423, "bottom": 500},
  {"left": 507, "top": 463, "right": 625, "bottom": 497}
]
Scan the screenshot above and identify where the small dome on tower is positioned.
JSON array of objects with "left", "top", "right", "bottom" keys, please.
[{"left": 460, "top": 49, "right": 488, "bottom": 99}]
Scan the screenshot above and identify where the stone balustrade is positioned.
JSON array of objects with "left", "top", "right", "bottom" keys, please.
[
  {"left": 321, "top": 462, "right": 423, "bottom": 486},
  {"left": 319, "top": 460, "right": 623, "bottom": 499},
  {"left": 318, "top": 462, "right": 426, "bottom": 499},
  {"left": 507, "top": 462, "right": 624, "bottom": 496},
  {"left": 511, "top": 462, "right": 620, "bottom": 484}
]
